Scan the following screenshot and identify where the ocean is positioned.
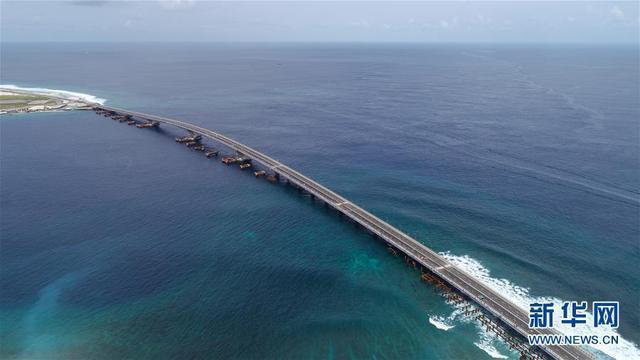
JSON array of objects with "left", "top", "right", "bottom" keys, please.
[{"left": 1, "top": 43, "right": 638, "bottom": 359}]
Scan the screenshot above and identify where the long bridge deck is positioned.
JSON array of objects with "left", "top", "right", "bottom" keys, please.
[
  {"left": 0, "top": 85, "right": 595, "bottom": 359},
  {"left": 91, "top": 104, "right": 590, "bottom": 360}
]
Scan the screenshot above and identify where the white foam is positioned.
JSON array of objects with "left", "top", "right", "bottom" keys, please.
[
  {"left": 438, "top": 293, "right": 516, "bottom": 358},
  {"left": 0, "top": 84, "right": 106, "bottom": 105},
  {"left": 428, "top": 315, "right": 455, "bottom": 331},
  {"left": 440, "top": 252, "right": 640, "bottom": 360},
  {"left": 474, "top": 330, "right": 510, "bottom": 359}
]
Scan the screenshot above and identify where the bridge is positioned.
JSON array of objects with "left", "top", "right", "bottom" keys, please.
[
  {"left": 1, "top": 85, "right": 591, "bottom": 360},
  {"left": 89, "top": 104, "right": 594, "bottom": 360}
]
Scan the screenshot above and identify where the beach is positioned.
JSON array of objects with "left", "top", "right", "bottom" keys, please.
[{"left": 0, "top": 85, "right": 106, "bottom": 115}]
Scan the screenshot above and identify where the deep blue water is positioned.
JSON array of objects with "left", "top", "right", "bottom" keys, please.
[{"left": 1, "top": 43, "right": 638, "bottom": 359}]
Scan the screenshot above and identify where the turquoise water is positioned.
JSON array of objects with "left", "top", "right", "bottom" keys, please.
[{"left": 1, "top": 43, "right": 638, "bottom": 359}]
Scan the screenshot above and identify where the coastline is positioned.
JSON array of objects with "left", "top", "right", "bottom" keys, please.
[{"left": 0, "top": 85, "right": 102, "bottom": 115}]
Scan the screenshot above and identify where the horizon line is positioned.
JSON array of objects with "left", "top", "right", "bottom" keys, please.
[{"left": 2, "top": 40, "right": 639, "bottom": 46}]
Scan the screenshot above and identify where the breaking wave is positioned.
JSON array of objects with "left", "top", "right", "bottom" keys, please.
[
  {"left": 428, "top": 315, "right": 455, "bottom": 331},
  {"left": 474, "top": 331, "right": 510, "bottom": 359},
  {"left": 440, "top": 252, "right": 640, "bottom": 360},
  {"left": 431, "top": 282, "right": 517, "bottom": 358},
  {"left": 0, "top": 84, "right": 106, "bottom": 105}
]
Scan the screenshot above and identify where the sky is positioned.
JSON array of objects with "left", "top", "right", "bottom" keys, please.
[{"left": 1, "top": 1, "right": 639, "bottom": 43}]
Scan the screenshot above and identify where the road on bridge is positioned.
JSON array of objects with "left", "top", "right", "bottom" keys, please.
[{"left": 91, "top": 104, "right": 592, "bottom": 360}]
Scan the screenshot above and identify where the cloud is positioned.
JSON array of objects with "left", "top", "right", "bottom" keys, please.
[
  {"left": 68, "top": 0, "right": 112, "bottom": 6},
  {"left": 474, "top": 13, "right": 492, "bottom": 25},
  {"left": 348, "top": 19, "right": 371, "bottom": 28},
  {"left": 609, "top": 6, "right": 624, "bottom": 20},
  {"left": 439, "top": 16, "right": 459, "bottom": 30},
  {"left": 159, "top": 0, "right": 194, "bottom": 9}
]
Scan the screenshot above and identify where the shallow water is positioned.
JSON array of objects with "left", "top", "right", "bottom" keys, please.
[{"left": 1, "top": 43, "right": 638, "bottom": 359}]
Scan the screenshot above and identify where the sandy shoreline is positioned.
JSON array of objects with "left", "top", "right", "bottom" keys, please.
[{"left": 0, "top": 88, "right": 93, "bottom": 115}]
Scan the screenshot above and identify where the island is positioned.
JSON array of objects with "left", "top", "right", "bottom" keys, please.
[{"left": 0, "top": 89, "right": 91, "bottom": 115}]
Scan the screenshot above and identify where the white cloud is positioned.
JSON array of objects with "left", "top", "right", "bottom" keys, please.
[
  {"left": 439, "top": 16, "right": 459, "bottom": 30},
  {"left": 474, "top": 13, "right": 492, "bottom": 25},
  {"left": 159, "top": 0, "right": 194, "bottom": 10},
  {"left": 421, "top": 21, "right": 435, "bottom": 28},
  {"left": 609, "top": 6, "right": 624, "bottom": 20},
  {"left": 348, "top": 19, "right": 370, "bottom": 28}
]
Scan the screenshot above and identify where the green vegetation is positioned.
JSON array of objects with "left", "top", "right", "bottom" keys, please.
[
  {"left": 1, "top": 103, "right": 35, "bottom": 110},
  {"left": 0, "top": 94, "right": 50, "bottom": 101},
  {"left": 0, "top": 93, "right": 58, "bottom": 111}
]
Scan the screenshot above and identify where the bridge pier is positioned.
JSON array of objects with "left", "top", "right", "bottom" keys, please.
[{"left": 88, "top": 103, "right": 589, "bottom": 360}]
